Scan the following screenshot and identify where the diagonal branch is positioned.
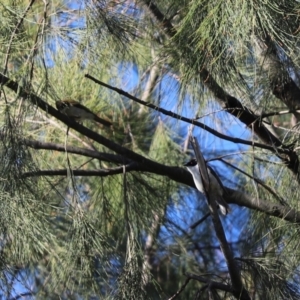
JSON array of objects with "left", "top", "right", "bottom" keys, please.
[
  {"left": 84, "top": 74, "right": 289, "bottom": 155},
  {"left": 255, "top": 37, "right": 300, "bottom": 122},
  {"left": 1, "top": 72, "right": 298, "bottom": 226},
  {"left": 22, "top": 137, "right": 300, "bottom": 224},
  {"left": 197, "top": 69, "right": 299, "bottom": 173},
  {"left": 3, "top": 0, "right": 36, "bottom": 75},
  {"left": 142, "top": 0, "right": 175, "bottom": 37},
  {"left": 23, "top": 138, "right": 129, "bottom": 165},
  {"left": 142, "top": 0, "right": 299, "bottom": 177},
  {"left": 168, "top": 278, "right": 191, "bottom": 300},
  {"left": 0, "top": 72, "right": 179, "bottom": 173},
  {"left": 227, "top": 188, "right": 300, "bottom": 223},
  {"left": 22, "top": 166, "right": 300, "bottom": 224},
  {"left": 260, "top": 109, "right": 300, "bottom": 119},
  {"left": 185, "top": 273, "right": 233, "bottom": 293},
  {"left": 190, "top": 137, "right": 250, "bottom": 300},
  {"left": 220, "top": 158, "right": 287, "bottom": 205}
]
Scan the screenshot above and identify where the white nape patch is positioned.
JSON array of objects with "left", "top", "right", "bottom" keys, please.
[{"left": 186, "top": 164, "right": 204, "bottom": 193}]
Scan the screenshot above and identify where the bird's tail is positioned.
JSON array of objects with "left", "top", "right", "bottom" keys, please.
[{"left": 94, "top": 115, "right": 112, "bottom": 127}]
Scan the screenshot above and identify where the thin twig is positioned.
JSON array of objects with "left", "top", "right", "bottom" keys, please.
[
  {"left": 168, "top": 278, "right": 191, "bottom": 300},
  {"left": 3, "top": 0, "right": 36, "bottom": 75},
  {"left": 185, "top": 273, "right": 232, "bottom": 293},
  {"left": 220, "top": 158, "right": 287, "bottom": 205},
  {"left": 84, "top": 74, "right": 288, "bottom": 155},
  {"left": 190, "top": 212, "right": 210, "bottom": 229}
]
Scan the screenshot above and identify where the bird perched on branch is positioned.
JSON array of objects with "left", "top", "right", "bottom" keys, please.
[
  {"left": 56, "top": 99, "right": 112, "bottom": 127},
  {"left": 184, "top": 158, "right": 229, "bottom": 215}
]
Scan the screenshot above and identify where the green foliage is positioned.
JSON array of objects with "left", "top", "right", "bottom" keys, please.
[{"left": 0, "top": 0, "right": 299, "bottom": 299}]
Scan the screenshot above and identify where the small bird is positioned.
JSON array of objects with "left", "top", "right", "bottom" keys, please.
[
  {"left": 184, "top": 158, "right": 229, "bottom": 215},
  {"left": 56, "top": 99, "right": 112, "bottom": 127}
]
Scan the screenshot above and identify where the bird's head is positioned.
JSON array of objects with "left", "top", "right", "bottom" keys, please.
[
  {"left": 184, "top": 158, "right": 198, "bottom": 167},
  {"left": 55, "top": 101, "right": 65, "bottom": 110}
]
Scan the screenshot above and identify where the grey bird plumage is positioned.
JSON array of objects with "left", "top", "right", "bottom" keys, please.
[{"left": 56, "top": 99, "right": 112, "bottom": 127}]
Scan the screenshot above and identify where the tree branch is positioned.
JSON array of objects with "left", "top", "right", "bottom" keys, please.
[
  {"left": 8, "top": 292, "right": 35, "bottom": 300},
  {"left": 84, "top": 74, "right": 289, "bottom": 155},
  {"left": 22, "top": 138, "right": 129, "bottom": 165},
  {"left": 142, "top": 0, "right": 175, "bottom": 37},
  {"left": 185, "top": 273, "right": 233, "bottom": 293},
  {"left": 255, "top": 37, "right": 300, "bottom": 122},
  {"left": 3, "top": 0, "right": 36, "bottom": 75},
  {"left": 0, "top": 72, "right": 182, "bottom": 174},
  {"left": 142, "top": 0, "right": 299, "bottom": 177},
  {"left": 22, "top": 137, "right": 300, "bottom": 224},
  {"left": 168, "top": 277, "right": 191, "bottom": 300},
  {"left": 190, "top": 137, "right": 250, "bottom": 300},
  {"left": 22, "top": 164, "right": 137, "bottom": 178},
  {"left": 1, "top": 73, "right": 297, "bottom": 225},
  {"left": 220, "top": 158, "right": 287, "bottom": 205},
  {"left": 260, "top": 109, "right": 300, "bottom": 119},
  {"left": 227, "top": 188, "right": 300, "bottom": 223}
]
